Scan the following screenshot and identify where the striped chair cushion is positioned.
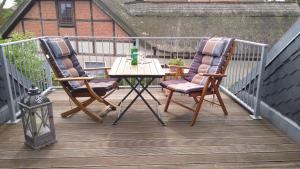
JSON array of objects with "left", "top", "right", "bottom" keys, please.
[
  {"left": 160, "top": 79, "right": 204, "bottom": 93},
  {"left": 202, "top": 37, "right": 226, "bottom": 57},
  {"left": 185, "top": 37, "right": 234, "bottom": 86},
  {"left": 161, "top": 37, "right": 234, "bottom": 93},
  {"left": 46, "top": 37, "right": 86, "bottom": 89},
  {"left": 47, "top": 38, "right": 72, "bottom": 58}
]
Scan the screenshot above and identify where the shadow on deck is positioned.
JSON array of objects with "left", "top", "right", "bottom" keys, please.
[{"left": 0, "top": 88, "right": 300, "bottom": 168}]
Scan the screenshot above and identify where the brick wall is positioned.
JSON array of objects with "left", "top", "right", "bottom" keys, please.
[
  {"left": 41, "top": 1, "right": 56, "bottom": 19},
  {"left": 11, "top": 23, "right": 23, "bottom": 33},
  {"left": 92, "top": 4, "right": 110, "bottom": 20},
  {"left": 23, "top": 20, "right": 42, "bottom": 37},
  {"left": 115, "top": 25, "right": 128, "bottom": 37},
  {"left": 43, "top": 21, "right": 58, "bottom": 36},
  {"left": 60, "top": 28, "right": 76, "bottom": 36},
  {"left": 8, "top": 0, "right": 129, "bottom": 38},
  {"left": 24, "top": 3, "right": 39, "bottom": 19},
  {"left": 75, "top": 1, "right": 91, "bottom": 19},
  {"left": 94, "top": 22, "right": 113, "bottom": 36},
  {"left": 77, "top": 21, "right": 92, "bottom": 36}
]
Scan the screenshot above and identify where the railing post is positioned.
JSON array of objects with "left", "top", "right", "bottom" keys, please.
[
  {"left": 0, "top": 45, "right": 17, "bottom": 124},
  {"left": 251, "top": 45, "right": 268, "bottom": 119}
]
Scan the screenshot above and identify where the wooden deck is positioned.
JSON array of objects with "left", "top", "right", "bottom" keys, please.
[{"left": 1, "top": 89, "right": 300, "bottom": 168}]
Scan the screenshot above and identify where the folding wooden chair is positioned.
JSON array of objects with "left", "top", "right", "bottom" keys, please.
[
  {"left": 160, "top": 37, "right": 236, "bottom": 126},
  {"left": 39, "top": 37, "right": 118, "bottom": 122}
]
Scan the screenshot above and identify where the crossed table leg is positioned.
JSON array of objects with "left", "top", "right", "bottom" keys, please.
[{"left": 113, "top": 77, "right": 166, "bottom": 126}]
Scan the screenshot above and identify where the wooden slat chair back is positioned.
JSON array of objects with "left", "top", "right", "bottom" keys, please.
[
  {"left": 160, "top": 37, "right": 236, "bottom": 126},
  {"left": 39, "top": 37, "right": 118, "bottom": 122}
]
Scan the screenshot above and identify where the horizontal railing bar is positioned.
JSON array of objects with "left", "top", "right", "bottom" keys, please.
[
  {"left": 220, "top": 86, "right": 254, "bottom": 114},
  {"left": 0, "top": 37, "right": 40, "bottom": 46},
  {"left": 0, "top": 36, "right": 269, "bottom": 48},
  {"left": 235, "top": 39, "right": 269, "bottom": 47}
]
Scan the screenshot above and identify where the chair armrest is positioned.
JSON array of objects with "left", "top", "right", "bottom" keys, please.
[
  {"left": 55, "top": 77, "right": 95, "bottom": 82},
  {"left": 83, "top": 67, "right": 111, "bottom": 71},
  {"left": 202, "top": 73, "right": 227, "bottom": 78}
]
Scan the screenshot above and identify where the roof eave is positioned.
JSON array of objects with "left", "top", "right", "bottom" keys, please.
[
  {"left": 93, "top": 0, "right": 137, "bottom": 37},
  {"left": 0, "top": 0, "right": 35, "bottom": 38}
]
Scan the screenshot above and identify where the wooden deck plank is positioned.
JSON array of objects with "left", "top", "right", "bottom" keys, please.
[
  {"left": 1, "top": 153, "right": 300, "bottom": 168},
  {"left": 0, "top": 89, "right": 299, "bottom": 168}
]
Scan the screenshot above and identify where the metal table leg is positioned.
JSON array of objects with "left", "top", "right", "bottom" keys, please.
[
  {"left": 138, "top": 80, "right": 161, "bottom": 105},
  {"left": 117, "top": 82, "right": 139, "bottom": 106},
  {"left": 113, "top": 77, "right": 166, "bottom": 126}
]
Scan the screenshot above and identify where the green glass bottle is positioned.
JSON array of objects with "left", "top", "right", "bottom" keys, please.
[{"left": 131, "top": 41, "right": 138, "bottom": 65}]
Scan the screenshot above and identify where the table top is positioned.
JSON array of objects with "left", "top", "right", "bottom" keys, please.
[{"left": 109, "top": 57, "right": 165, "bottom": 78}]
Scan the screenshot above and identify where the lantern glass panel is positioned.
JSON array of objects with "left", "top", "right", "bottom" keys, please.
[
  {"left": 24, "top": 110, "right": 34, "bottom": 137},
  {"left": 35, "top": 107, "right": 51, "bottom": 136}
]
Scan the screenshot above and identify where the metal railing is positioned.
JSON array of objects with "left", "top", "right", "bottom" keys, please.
[
  {"left": 0, "top": 36, "right": 268, "bottom": 124},
  {"left": 0, "top": 38, "right": 52, "bottom": 124},
  {"left": 221, "top": 39, "right": 269, "bottom": 118}
]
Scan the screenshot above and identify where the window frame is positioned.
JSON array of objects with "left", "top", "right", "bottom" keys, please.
[{"left": 58, "top": 0, "right": 75, "bottom": 27}]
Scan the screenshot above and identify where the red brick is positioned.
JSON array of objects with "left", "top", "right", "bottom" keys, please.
[
  {"left": 75, "top": 1, "right": 91, "bottom": 19},
  {"left": 77, "top": 21, "right": 92, "bottom": 36},
  {"left": 60, "top": 28, "right": 76, "bottom": 36},
  {"left": 94, "top": 22, "right": 113, "bottom": 36},
  {"left": 24, "top": 21, "right": 42, "bottom": 37},
  {"left": 43, "top": 21, "right": 58, "bottom": 36},
  {"left": 41, "top": 1, "right": 57, "bottom": 19},
  {"left": 92, "top": 3, "right": 110, "bottom": 20},
  {"left": 115, "top": 24, "right": 129, "bottom": 37},
  {"left": 11, "top": 23, "right": 23, "bottom": 34},
  {"left": 24, "top": 3, "right": 39, "bottom": 19}
]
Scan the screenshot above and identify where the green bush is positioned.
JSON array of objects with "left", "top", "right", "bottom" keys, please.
[
  {"left": 168, "top": 58, "right": 184, "bottom": 66},
  {"left": 0, "top": 32, "right": 47, "bottom": 90}
]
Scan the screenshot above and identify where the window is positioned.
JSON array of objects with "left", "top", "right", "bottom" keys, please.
[{"left": 58, "top": 1, "right": 74, "bottom": 27}]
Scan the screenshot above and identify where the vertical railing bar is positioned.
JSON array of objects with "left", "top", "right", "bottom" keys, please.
[
  {"left": 24, "top": 41, "right": 29, "bottom": 89},
  {"left": 101, "top": 39, "right": 105, "bottom": 63},
  {"left": 0, "top": 45, "right": 17, "bottom": 123},
  {"left": 176, "top": 38, "right": 179, "bottom": 59},
  {"left": 21, "top": 42, "right": 27, "bottom": 94},
  {"left": 252, "top": 45, "right": 268, "bottom": 119},
  {"left": 122, "top": 39, "right": 125, "bottom": 58},
  {"left": 88, "top": 38, "right": 91, "bottom": 62},
  {"left": 246, "top": 44, "right": 252, "bottom": 107},
  {"left": 231, "top": 43, "right": 239, "bottom": 88},
  {"left": 81, "top": 39, "right": 85, "bottom": 65},
  {"left": 7, "top": 45, "right": 18, "bottom": 103},
  {"left": 94, "top": 38, "right": 98, "bottom": 63},
  {"left": 163, "top": 40, "right": 166, "bottom": 65},
  {"left": 12, "top": 43, "right": 22, "bottom": 103},
  {"left": 109, "top": 38, "right": 112, "bottom": 66},
  {"left": 249, "top": 45, "right": 256, "bottom": 109},
  {"left": 45, "top": 52, "right": 52, "bottom": 89},
  {"left": 29, "top": 41, "right": 37, "bottom": 89},
  {"left": 241, "top": 43, "right": 248, "bottom": 103},
  {"left": 183, "top": 39, "right": 186, "bottom": 66},
  {"left": 233, "top": 42, "right": 240, "bottom": 94}
]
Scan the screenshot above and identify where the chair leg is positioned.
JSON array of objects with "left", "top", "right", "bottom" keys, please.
[
  {"left": 212, "top": 84, "right": 228, "bottom": 116},
  {"left": 61, "top": 98, "right": 95, "bottom": 118},
  {"left": 84, "top": 81, "right": 117, "bottom": 111},
  {"left": 69, "top": 95, "right": 103, "bottom": 122},
  {"left": 193, "top": 96, "right": 199, "bottom": 103},
  {"left": 164, "top": 90, "right": 173, "bottom": 112},
  {"left": 191, "top": 80, "right": 210, "bottom": 126}
]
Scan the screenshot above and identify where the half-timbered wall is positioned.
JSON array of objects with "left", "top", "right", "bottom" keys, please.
[{"left": 10, "top": 0, "right": 129, "bottom": 37}]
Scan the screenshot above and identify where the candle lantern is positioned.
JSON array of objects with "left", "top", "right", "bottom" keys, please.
[{"left": 18, "top": 85, "right": 56, "bottom": 149}]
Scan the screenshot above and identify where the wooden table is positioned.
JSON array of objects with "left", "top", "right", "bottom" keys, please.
[{"left": 109, "top": 57, "right": 166, "bottom": 126}]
